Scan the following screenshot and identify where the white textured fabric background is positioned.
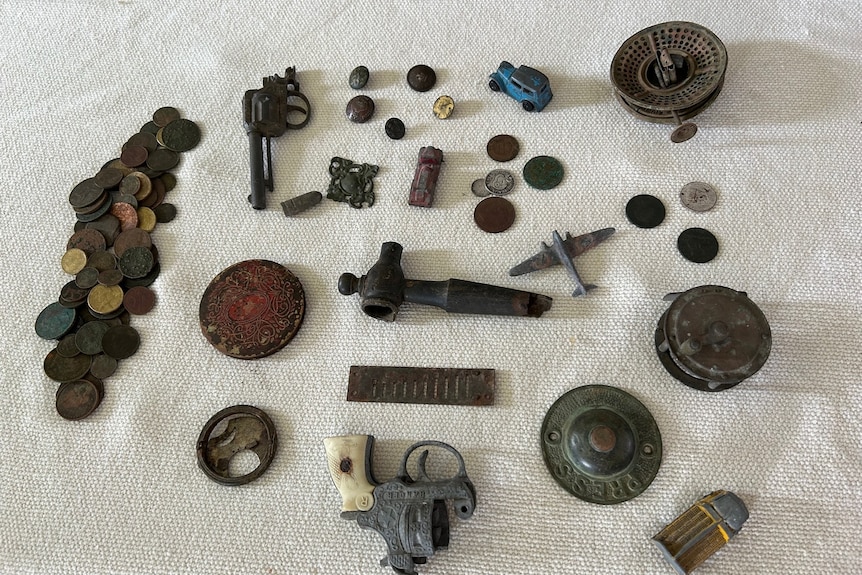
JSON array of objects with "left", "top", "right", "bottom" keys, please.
[{"left": 2, "top": 1, "right": 861, "bottom": 574}]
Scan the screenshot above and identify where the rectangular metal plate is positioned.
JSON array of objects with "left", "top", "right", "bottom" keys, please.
[{"left": 347, "top": 366, "right": 495, "bottom": 406}]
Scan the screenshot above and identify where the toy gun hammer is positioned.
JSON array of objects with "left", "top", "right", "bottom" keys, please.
[
  {"left": 242, "top": 67, "right": 311, "bottom": 210},
  {"left": 324, "top": 435, "right": 476, "bottom": 574}
]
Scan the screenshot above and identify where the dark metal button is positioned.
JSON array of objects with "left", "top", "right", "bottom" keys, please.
[
  {"left": 474, "top": 196, "right": 516, "bottom": 233},
  {"left": 625, "top": 194, "right": 666, "bottom": 228},
  {"left": 346, "top": 95, "right": 375, "bottom": 123},
  {"left": 196, "top": 405, "right": 278, "bottom": 485},
  {"left": 384, "top": 117, "right": 405, "bottom": 140},
  {"left": 349, "top": 65, "right": 369, "bottom": 89},
  {"left": 486, "top": 134, "right": 519, "bottom": 162},
  {"left": 677, "top": 227, "right": 718, "bottom": 263},
  {"left": 56, "top": 379, "right": 102, "bottom": 420},
  {"left": 655, "top": 285, "right": 771, "bottom": 392},
  {"left": 199, "top": 260, "right": 306, "bottom": 360},
  {"left": 541, "top": 385, "right": 662, "bottom": 504},
  {"left": 523, "top": 155, "right": 564, "bottom": 190},
  {"left": 406, "top": 64, "right": 436, "bottom": 92},
  {"left": 101, "top": 324, "right": 140, "bottom": 360}
]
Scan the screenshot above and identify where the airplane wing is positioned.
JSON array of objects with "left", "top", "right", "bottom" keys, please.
[{"left": 509, "top": 228, "right": 615, "bottom": 276}]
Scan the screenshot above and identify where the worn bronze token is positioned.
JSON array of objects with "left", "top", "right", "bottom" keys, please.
[
  {"left": 75, "top": 320, "right": 111, "bottom": 355},
  {"left": 88, "top": 284, "right": 124, "bottom": 315},
  {"left": 159, "top": 172, "right": 176, "bottom": 192},
  {"left": 474, "top": 196, "right": 516, "bottom": 233},
  {"left": 384, "top": 117, "right": 405, "bottom": 140},
  {"left": 346, "top": 95, "right": 375, "bottom": 123},
  {"left": 75, "top": 266, "right": 99, "bottom": 289},
  {"left": 55, "top": 379, "right": 101, "bottom": 420},
  {"left": 147, "top": 148, "right": 179, "bottom": 172},
  {"left": 541, "top": 385, "right": 662, "bottom": 504},
  {"left": 120, "top": 145, "right": 148, "bottom": 168},
  {"left": 486, "top": 134, "right": 520, "bottom": 162},
  {"left": 113, "top": 228, "right": 151, "bottom": 257},
  {"left": 131, "top": 172, "right": 152, "bottom": 201},
  {"left": 432, "top": 95, "right": 455, "bottom": 119},
  {"left": 110, "top": 202, "right": 139, "bottom": 232},
  {"left": 153, "top": 106, "right": 181, "bottom": 127},
  {"left": 144, "top": 177, "right": 166, "bottom": 209},
  {"left": 136, "top": 207, "right": 156, "bottom": 232},
  {"left": 119, "top": 174, "right": 141, "bottom": 196},
  {"left": 123, "top": 286, "right": 156, "bottom": 315},
  {"left": 101, "top": 324, "right": 140, "bottom": 359},
  {"left": 61, "top": 248, "right": 88, "bottom": 275},
  {"left": 57, "top": 334, "right": 80, "bottom": 358},
  {"left": 59, "top": 281, "right": 90, "bottom": 308},
  {"left": 679, "top": 181, "right": 718, "bottom": 212},
  {"left": 35, "top": 302, "right": 77, "bottom": 340},
  {"left": 200, "top": 260, "right": 306, "bottom": 360},
  {"left": 73, "top": 190, "right": 108, "bottom": 214},
  {"left": 98, "top": 268, "right": 123, "bottom": 286},
  {"left": 677, "top": 227, "right": 719, "bottom": 263},
  {"left": 43, "top": 349, "right": 91, "bottom": 383},
  {"left": 93, "top": 167, "right": 124, "bottom": 189},
  {"left": 123, "top": 261, "right": 160, "bottom": 288},
  {"left": 111, "top": 192, "right": 138, "bottom": 208},
  {"left": 105, "top": 158, "right": 134, "bottom": 176},
  {"left": 75, "top": 197, "right": 113, "bottom": 223},
  {"left": 67, "top": 228, "right": 106, "bottom": 255},
  {"left": 349, "top": 65, "right": 369, "bottom": 89},
  {"left": 625, "top": 194, "right": 666, "bottom": 228},
  {"left": 153, "top": 203, "right": 177, "bottom": 223},
  {"left": 141, "top": 121, "right": 160, "bottom": 135},
  {"left": 161, "top": 118, "right": 201, "bottom": 152},
  {"left": 125, "top": 132, "right": 159, "bottom": 152},
  {"left": 471, "top": 178, "right": 490, "bottom": 198},
  {"left": 85, "top": 214, "right": 121, "bottom": 246},
  {"left": 523, "top": 155, "right": 564, "bottom": 190},
  {"left": 88, "top": 250, "right": 116, "bottom": 272},
  {"left": 90, "top": 354, "right": 118, "bottom": 379},
  {"left": 407, "top": 64, "right": 436, "bottom": 92},
  {"left": 69, "top": 179, "right": 104, "bottom": 209},
  {"left": 118, "top": 246, "right": 154, "bottom": 279}
]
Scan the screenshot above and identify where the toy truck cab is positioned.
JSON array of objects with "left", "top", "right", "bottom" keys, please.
[{"left": 489, "top": 61, "right": 553, "bottom": 112}]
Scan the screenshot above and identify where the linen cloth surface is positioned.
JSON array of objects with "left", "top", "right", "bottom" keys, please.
[{"left": 1, "top": 1, "right": 860, "bottom": 573}]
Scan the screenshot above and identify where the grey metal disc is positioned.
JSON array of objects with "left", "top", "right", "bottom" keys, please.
[{"left": 541, "top": 384, "right": 662, "bottom": 504}]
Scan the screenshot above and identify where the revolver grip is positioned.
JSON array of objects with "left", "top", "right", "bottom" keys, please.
[{"left": 324, "top": 435, "right": 377, "bottom": 515}]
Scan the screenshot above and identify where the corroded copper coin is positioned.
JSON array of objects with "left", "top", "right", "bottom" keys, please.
[
  {"left": 199, "top": 260, "right": 306, "bottom": 360},
  {"left": 84, "top": 214, "right": 121, "bottom": 247},
  {"left": 126, "top": 132, "right": 158, "bottom": 153},
  {"left": 75, "top": 266, "right": 99, "bottom": 289},
  {"left": 120, "top": 145, "right": 148, "bottom": 168},
  {"left": 90, "top": 354, "right": 118, "bottom": 379},
  {"left": 153, "top": 106, "right": 181, "bottom": 127},
  {"left": 119, "top": 174, "right": 141, "bottom": 196},
  {"left": 145, "top": 177, "right": 166, "bottom": 209},
  {"left": 523, "top": 155, "right": 564, "bottom": 190},
  {"left": 118, "top": 246, "right": 154, "bottom": 279},
  {"left": 123, "top": 262, "right": 160, "bottom": 288},
  {"left": 113, "top": 228, "right": 151, "bottom": 257},
  {"left": 93, "top": 167, "right": 124, "bottom": 189},
  {"left": 69, "top": 178, "right": 104, "bottom": 209},
  {"left": 474, "top": 196, "right": 516, "bottom": 233},
  {"left": 44, "top": 349, "right": 91, "bottom": 383},
  {"left": 158, "top": 172, "right": 176, "bottom": 192},
  {"left": 131, "top": 172, "right": 152, "bottom": 201},
  {"left": 67, "top": 229, "right": 106, "bottom": 256},
  {"left": 101, "top": 324, "right": 140, "bottom": 359},
  {"left": 75, "top": 320, "right": 111, "bottom": 355},
  {"left": 124, "top": 286, "right": 155, "bottom": 315},
  {"left": 153, "top": 203, "right": 176, "bottom": 223},
  {"left": 161, "top": 118, "right": 201, "bottom": 152},
  {"left": 57, "top": 334, "right": 80, "bottom": 357},
  {"left": 146, "top": 148, "right": 179, "bottom": 172},
  {"left": 486, "top": 134, "right": 519, "bottom": 162},
  {"left": 56, "top": 379, "right": 101, "bottom": 420},
  {"left": 88, "top": 250, "right": 117, "bottom": 272},
  {"left": 110, "top": 202, "right": 139, "bottom": 232},
  {"left": 59, "top": 281, "right": 90, "bottom": 308},
  {"left": 98, "top": 269, "right": 123, "bottom": 286}
]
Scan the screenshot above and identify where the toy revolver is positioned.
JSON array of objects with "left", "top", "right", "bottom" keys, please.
[
  {"left": 242, "top": 67, "right": 311, "bottom": 210},
  {"left": 324, "top": 435, "right": 476, "bottom": 574}
]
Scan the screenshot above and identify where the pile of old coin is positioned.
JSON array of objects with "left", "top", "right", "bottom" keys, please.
[{"left": 35, "top": 107, "right": 200, "bottom": 420}]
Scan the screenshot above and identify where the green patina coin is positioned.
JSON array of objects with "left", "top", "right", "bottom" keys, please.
[
  {"left": 57, "top": 334, "right": 81, "bottom": 358},
  {"left": 75, "top": 320, "right": 111, "bottom": 355},
  {"left": 118, "top": 246, "right": 154, "bottom": 279},
  {"left": 161, "top": 119, "right": 201, "bottom": 152},
  {"left": 349, "top": 65, "right": 369, "bottom": 89},
  {"left": 523, "top": 155, "right": 564, "bottom": 190},
  {"left": 35, "top": 303, "right": 77, "bottom": 340}
]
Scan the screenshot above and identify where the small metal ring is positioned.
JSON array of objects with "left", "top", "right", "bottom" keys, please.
[{"left": 196, "top": 405, "right": 278, "bottom": 486}]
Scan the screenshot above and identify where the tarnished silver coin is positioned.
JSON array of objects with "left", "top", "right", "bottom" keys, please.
[
  {"left": 679, "top": 181, "right": 718, "bottom": 212},
  {"left": 471, "top": 178, "right": 490, "bottom": 198},
  {"left": 484, "top": 169, "right": 515, "bottom": 196}
]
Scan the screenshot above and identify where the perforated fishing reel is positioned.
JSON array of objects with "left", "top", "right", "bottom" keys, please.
[{"left": 610, "top": 22, "right": 727, "bottom": 142}]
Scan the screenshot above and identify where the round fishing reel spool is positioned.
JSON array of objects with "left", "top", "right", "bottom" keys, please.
[
  {"left": 655, "top": 285, "right": 771, "bottom": 392},
  {"left": 610, "top": 22, "right": 727, "bottom": 142}
]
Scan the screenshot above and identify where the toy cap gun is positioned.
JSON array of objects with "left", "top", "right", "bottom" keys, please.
[
  {"left": 242, "top": 67, "right": 311, "bottom": 210},
  {"left": 324, "top": 435, "right": 476, "bottom": 574}
]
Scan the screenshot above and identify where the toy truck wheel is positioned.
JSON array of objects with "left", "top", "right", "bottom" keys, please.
[
  {"left": 489, "top": 79, "right": 500, "bottom": 92},
  {"left": 522, "top": 101, "right": 535, "bottom": 112}
]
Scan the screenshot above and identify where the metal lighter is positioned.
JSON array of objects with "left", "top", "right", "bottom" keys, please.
[
  {"left": 242, "top": 68, "right": 311, "bottom": 210},
  {"left": 324, "top": 435, "right": 476, "bottom": 574}
]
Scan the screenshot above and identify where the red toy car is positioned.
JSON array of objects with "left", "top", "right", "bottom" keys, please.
[{"left": 409, "top": 146, "right": 443, "bottom": 207}]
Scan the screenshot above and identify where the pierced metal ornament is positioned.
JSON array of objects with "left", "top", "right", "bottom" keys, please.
[
  {"left": 655, "top": 286, "right": 771, "bottom": 392},
  {"left": 610, "top": 22, "right": 727, "bottom": 142},
  {"left": 326, "top": 157, "right": 379, "bottom": 208},
  {"left": 541, "top": 385, "right": 662, "bottom": 504}
]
